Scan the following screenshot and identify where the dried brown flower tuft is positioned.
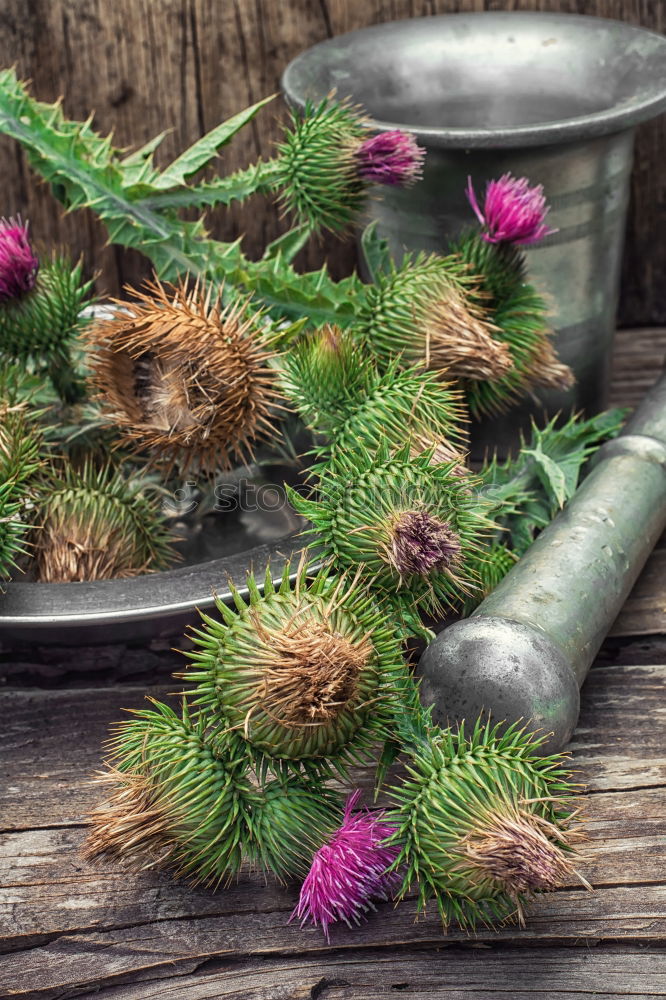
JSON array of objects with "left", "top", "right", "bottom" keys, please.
[
  {"left": 249, "top": 609, "right": 372, "bottom": 730},
  {"left": 86, "top": 279, "right": 284, "bottom": 475},
  {"left": 461, "top": 802, "right": 589, "bottom": 921},
  {"left": 422, "top": 287, "right": 513, "bottom": 381}
]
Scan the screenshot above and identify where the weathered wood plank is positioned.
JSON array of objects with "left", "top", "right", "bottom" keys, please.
[
  {"left": 1, "top": 784, "right": 663, "bottom": 954},
  {"left": 0, "top": 662, "right": 664, "bottom": 993},
  {"left": 31, "top": 945, "right": 666, "bottom": 1000},
  {"left": 1, "top": 884, "right": 665, "bottom": 997},
  {"left": 1, "top": 664, "right": 664, "bottom": 834},
  {"left": 0, "top": 0, "right": 664, "bottom": 325}
]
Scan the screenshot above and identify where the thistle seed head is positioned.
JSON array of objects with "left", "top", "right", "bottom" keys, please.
[
  {"left": 183, "top": 562, "right": 406, "bottom": 767},
  {"left": 462, "top": 804, "right": 582, "bottom": 895},
  {"left": 387, "top": 509, "right": 461, "bottom": 578},
  {"left": 33, "top": 462, "right": 176, "bottom": 582},
  {"left": 276, "top": 99, "right": 367, "bottom": 233},
  {"left": 424, "top": 288, "right": 513, "bottom": 381},
  {"left": 528, "top": 339, "right": 575, "bottom": 391},
  {"left": 358, "top": 253, "right": 510, "bottom": 384},
  {"left": 251, "top": 611, "right": 372, "bottom": 728},
  {"left": 387, "top": 720, "right": 588, "bottom": 929},
  {"left": 86, "top": 278, "right": 282, "bottom": 475}
]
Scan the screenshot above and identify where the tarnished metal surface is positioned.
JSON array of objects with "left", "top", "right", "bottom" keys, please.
[
  {"left": 417, "top": 368, "right": 666, "bottom": 750},
  {"left": 282, "top": 12, "right": 666, "bottom": 452}
]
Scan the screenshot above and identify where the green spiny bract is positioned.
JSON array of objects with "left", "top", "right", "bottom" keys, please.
[
  {"left": 451, "top": 232, "right": 573, "bottom": 417},
  {"left": 0, "top": 366, "right": 46, "bottom": 583},
  {"left": 288, "top": 441, "right": 492, "bottom": 618},
  {"left": 0, "top": 253, "right": 93, "bottom": 362},
  {"left": 355, "top": 251, "right": 513, "bottom": 384},
  {"left": 279, "top": 325, "right": 467, "bottom": 464},
  {"left": 32, "top": 461, "right": 176, "bottom": 582},
  {"left": 182, "top": 561, "right": 407, "bottom": 773},
  {"left": 0, "top": 481, "right": 26, "bottom": 584},
  {"left": 85, "top": 699, "right": 344, "bottom": 885},
  {"left": 387, "top": 719, "right": 586, "bottom": 928},
  {"left": 275, "top": 99, "right": 367, "bottom": 234}
]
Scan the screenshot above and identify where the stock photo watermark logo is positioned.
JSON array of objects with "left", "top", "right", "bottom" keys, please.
[{"left": 163, "top": 479, "right": 300, "bottom": 517}]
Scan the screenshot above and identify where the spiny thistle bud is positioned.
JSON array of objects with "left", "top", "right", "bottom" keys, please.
[
  {"left": 280, "top": 326, "right": 467, "bottom": 464},
  {"left": 451, "top": 232, "right": 573, "bottom": 416},
  {"left": 356, "top": 253, "right": 512, "bottom": 382},
  {"left": 183, "top": 561, "right": 406, "bottom": 771},
  {"left": 86, "top": 279, "right": 283, "bottom": 476},
  {"left": 86, "top": 699, "right": 343, "bottom": 884},
  {"left": 466, "top": 173, "right": 557, "bottom": 246},
  {"left": 33, "top": 462, "right": 176, "bottom": 582},
  {"left": 276, "top": 100, "right": 425, "bottom": 233},
  {"left": 387, "top": 720, "right": 588, "bottom": 928},
  {"left": 355, "top": 130, "right": 425, "bottom": 187},
  {"left": 291, "top": 790, "right": 401, "bottom": 940},
  {"left": 0, "top": 252, "right": 92, "bottom": 362},
  {"left": 0, "top": 216, "right": 38, "bottom": 301},
  {"left": 289, "top": 441, "right": 491, "bottom": 618}
]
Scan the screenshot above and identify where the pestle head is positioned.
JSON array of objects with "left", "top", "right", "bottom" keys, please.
[{"left": 416, "top": 616, "right": 580, "bottom": 752}]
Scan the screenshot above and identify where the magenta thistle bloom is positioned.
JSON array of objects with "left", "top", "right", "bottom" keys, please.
[
  {"left": 356, "top": 130, "right": 425, "bottom": 187},
  {"left": 389, "top": 510, "right": 461, "bottom": 578},
  {"left": 290, "top": 790, "right": 400, "bottom": 941},
  {"left": 466, "top": 173, "right": 557, "bottom": 246},
  {"left": 0, "top": 217, "right": 39, "bottom": 302}
]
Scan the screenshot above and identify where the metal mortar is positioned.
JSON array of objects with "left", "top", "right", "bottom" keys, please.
[
  {"left": 416, "top": 367, "right": 666, "bottom": 751},
  {"left": 282, "top": 12, "right": 666, "bottom": 454}
]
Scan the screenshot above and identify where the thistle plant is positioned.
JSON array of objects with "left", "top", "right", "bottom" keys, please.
[
  {"left": 288, "top": 441, "right": 492, "bottom": 621},
  {"left": 356, "top": 251, "right": 512, "bottom": 382},
  {"left": 280, "top": 325, "right": 467, "bottom": 465},
  {"left": 32, "top": 462, "right": 176, "bottom": 582},
  {"left": 86, "top": 278, "right": 283, "bottom": 475},
  {"left": 182, "top": 560, "right": 407, "bottom": 773},
  {"left": 85, "top": 698, "right": 344, "bottom": 885},
  {"left": 387, "top": 719, "right": 587, "bottom": 928},
  {"left": 451, "top": 230, "right": 573, "bottom": 417}
]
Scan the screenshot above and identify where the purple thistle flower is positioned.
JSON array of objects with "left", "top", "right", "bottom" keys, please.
[
  {"left": 466, "top": 173, "right": 557, "bottom": 246},
  {"left": 356, "top": 130, "right": 425, "bottom": 187},
  {"left": 390, "top": 510, "right": 461, "bottom": 578},
  {"left": 0, "top": 217, "right": 39, "bottom": 302},
  {"left": 290, "top": 790, "right": 400, "bottom": 941}
]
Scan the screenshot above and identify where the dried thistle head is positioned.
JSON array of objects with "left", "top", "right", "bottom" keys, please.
[
  {"left": 357, "top": 253, "right": 510, "bottom": 382},
  {"left": 528, "top": 338, "right": 575, "bottom": 391},
  {"left": 461, "top": 803, "right": 584, "bottom": 899},
  {"left": 86, "top": 279, "right": 283, "bottom": 475},
  {"left": 387, "top": 720, "right": 589, "bottom": 928},
  {"left": 183, "top": 560, "right": 407, "bottom": 771},
  {"left": 33, "top": 462, "right": 176, "bottom": 583}
]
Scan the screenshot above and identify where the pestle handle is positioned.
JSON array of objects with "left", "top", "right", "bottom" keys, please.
[{"left": 417, "top": 368, "right": 666, "bottom": 751}]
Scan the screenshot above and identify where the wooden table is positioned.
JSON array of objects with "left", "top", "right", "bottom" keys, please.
[{"left": 1, "top": 328, "right": 665, "bottom": 999}]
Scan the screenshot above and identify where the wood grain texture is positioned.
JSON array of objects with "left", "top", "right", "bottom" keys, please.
[
  {"left": 0, "top": 0, "right": 664, "bottom": 323},
  {"left": 0, "top": 662, "right": 664, "bottom": 995}
]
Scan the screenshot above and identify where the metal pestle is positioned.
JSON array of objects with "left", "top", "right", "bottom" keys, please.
[{"left": 416, "top": 368, "right": 666, "bottom": 750}]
